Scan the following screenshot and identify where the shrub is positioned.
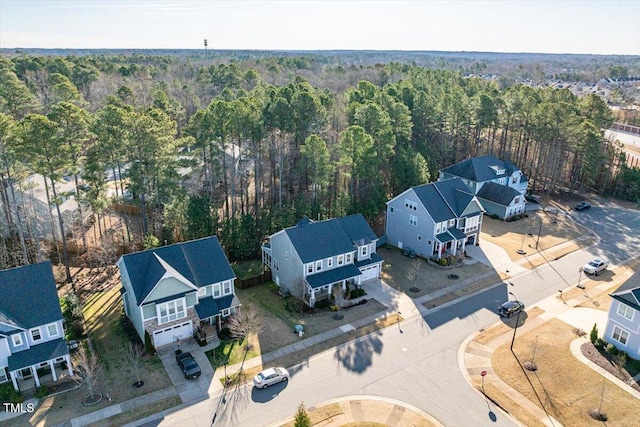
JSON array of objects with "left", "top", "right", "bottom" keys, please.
[
  {"left": 144, "top": 330, "right": 156, "bottom": 355},
  {"left": 605, "top": 343, "right": 619, "bottom": 355},
  {"left": 330, "top": 305, "right": 339, "bottom": 312},
  {"left": 437, "top": 258, "right": 447, "bottom": 266},
  {"left": 0, "top": 382, "right": 23, "bottom": 405},
  {"left": 218, "top": 327, "right": 232, "bottom": 340},
  {"left": 590, "top": 323, "right": 598, "bottom": 343},
  {"left": 348, "top": 288, "right": 366, "bottom": 299},
  {"left": 315, "top": 299, "right": 332, "bottom": 309},
  {"left": 67, "top": 319, "right": 85, "bottom": 341},
  {"left": 35, "top": 386, "right": 50, "bottom": 399}
]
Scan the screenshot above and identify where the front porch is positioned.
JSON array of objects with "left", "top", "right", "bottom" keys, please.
[
  {"left": 12, "top": 359, "right": 75, "bottom": 392},
  {"left": 303, "top": 264, "right": 362, "bottom": 307},
  {"left": 7, "top": 338, "right": 73, "bottom": 392}
]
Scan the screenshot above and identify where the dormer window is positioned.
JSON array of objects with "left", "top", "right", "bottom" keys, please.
[
  {"left": 316, "top": 261, "right": 322, "bottom": 272},
  {"left": 12, "top": 334, "right": 23, "bottom": 347},
  {"left": 346, "top": 253, "right": 352, "bottom": 263},
  {"left": 490, "top": 165, "right": 505, "bottom": 175},
  {"left": 361, "top": 246, "right": 368, "bottom": 257}
]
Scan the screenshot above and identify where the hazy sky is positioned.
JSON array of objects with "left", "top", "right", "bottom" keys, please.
[{"left": 1, "top": 0, "right": 639, "bottom": 55}]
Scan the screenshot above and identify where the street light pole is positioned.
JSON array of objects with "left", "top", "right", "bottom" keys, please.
[
  {"left": 577, "top": 268, "right": 585, "bottom": 289},
  {"left": 508, "top": 291, "right": 521, "bottom": 352},
  {"left": 535, "top": 218, "right": 543, "bottom": 250}
]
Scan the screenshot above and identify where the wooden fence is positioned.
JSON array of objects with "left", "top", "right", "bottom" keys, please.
[{"left": 235, "top": 270, "right": 272, "bottom": 289}]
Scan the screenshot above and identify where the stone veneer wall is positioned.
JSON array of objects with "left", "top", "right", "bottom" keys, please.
[{"left": 143, "top": 306, "right": 201, "bottom": 347}]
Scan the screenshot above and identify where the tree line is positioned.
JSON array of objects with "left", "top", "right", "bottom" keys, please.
[{"left": 0, "top": 53, "right": 637, "bottom": 274}]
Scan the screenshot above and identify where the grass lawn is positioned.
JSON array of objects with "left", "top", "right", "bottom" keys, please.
[
  {"left": 231, "top": 259, "right": 264, "bottom": 280},
  {"left": 489, "top": 318, "right": 639, "bottom": 427}
]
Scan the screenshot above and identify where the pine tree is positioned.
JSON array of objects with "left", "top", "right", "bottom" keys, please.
[{"left": 294, "top": 402, "right": 311, "bottom": 427}]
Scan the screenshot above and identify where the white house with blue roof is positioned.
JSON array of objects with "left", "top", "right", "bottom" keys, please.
[
  {"left": 0, "top": 261, "right": 72, "bottom": 392},
  {"left": 117, "top": 236, "right": 240, "bottom": 348},
  {"left": 439, "top": 155, "right": 527, "bottom": 220},
  {"left": 385, "top": 178, "right": 484, "bottom": 260},
  {"left": 261, "top": 214, "right": 383, "bottom": 307},
  {"left": 603, "top": 280, "right": 640, "bottom": 358}
]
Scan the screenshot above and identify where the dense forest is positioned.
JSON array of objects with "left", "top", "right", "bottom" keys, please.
[{"left": 0, "top": 50, "right": 639, "bottom": 277}]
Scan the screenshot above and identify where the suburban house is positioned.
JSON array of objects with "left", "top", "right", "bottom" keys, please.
[
  {"left": 603, "top": 280, "right": 640, "bottom": 358},
  {"left": 0, "top": 261, "right": 73, "bottom": 392},
  {"left": 117, "top": 236, "right": 241, "bottom": 348},
  {"left": 438, "top": 155, "right": 528, "bottom": 220},
  {"left": 385, "top": 177, "right": 484, "bottom": 260},
  {"left": 261, "top": 214, "right": 383, "bottom": 307}
]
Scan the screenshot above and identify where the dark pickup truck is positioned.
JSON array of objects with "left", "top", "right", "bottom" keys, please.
[{"left": 175, "top": 350, "right": 201, "bottom": 380}]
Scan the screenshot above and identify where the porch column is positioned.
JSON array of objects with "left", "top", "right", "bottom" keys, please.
[
  {"left": 66, "top": 354, "right": 73, "bottom": 376},
  {"left": 327, "top": 286, "right": 332, "bottom": 297},
  {"left": 309, "top": 289, "right": 316, "bottom": 306},
  {"left": 31, "top": 366, "right": 40, "bottom": 388},
  {"left": 49, "top": 360, "right": 58, "bottom": 382},
  {"left": 342, "top": 280, "right": 347, "bottom": 291},
  {"left": 10, "top": 372, "right": 19, "bottom": 391}
]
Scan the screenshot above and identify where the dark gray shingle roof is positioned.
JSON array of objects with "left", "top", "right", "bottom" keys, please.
[
  {"left": 0, "top": 261, "right": 62, "bottom": 330},
  {"left": 440, "top": 155, "right": 519, "bottom": 183},
  {"left": 610, "top": 282, "right": 640, "bottom": 311},
  {"left": 120, "top": 236, "right": 235, "bottom": 305},
  {"left": 8, "top": 337, "right": 68, "bottom": 371},
  {"left": 412, "top": 178, "right": 477, "bottom": 222},
  {"left": 285, "top": 214, "right": 377, "bottom": 263},
  {"left": 477, "top": 182, "right": 521, "bottom": 206}
]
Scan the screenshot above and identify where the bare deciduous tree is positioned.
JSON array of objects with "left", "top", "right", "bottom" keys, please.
[
  {"left": 227, "top": 306, "right": 263, "bottom": 341},
  {"left": 124, "top": 342, "right": 146, "bottom": 387},
  {"left": 73, "top": 345, "right": 101, "bottom": 403}
]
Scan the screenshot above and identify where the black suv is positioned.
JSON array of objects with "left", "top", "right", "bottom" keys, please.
[
  {"left": 574, "top": 202, "right": 591, "bottom": 211},
  {"left": 498, "top": 301, "right": 525, "bottom": 318},
  {"left": 175, "top": 350, "right": 201, "bottom": 379}
]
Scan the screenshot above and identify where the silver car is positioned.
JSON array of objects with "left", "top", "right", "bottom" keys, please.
[
  {"left": 253, "top": 367, "right": 289, "bottom": 388},
  {"left": 583, "top": 258, "right": 608, "bottom": 275}
]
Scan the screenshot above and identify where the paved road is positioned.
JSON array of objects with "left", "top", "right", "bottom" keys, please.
[{"left": 138, "top": 205, "right": 640, "bottom": 427}]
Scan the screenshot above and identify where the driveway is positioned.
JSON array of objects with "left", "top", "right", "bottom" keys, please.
[{"left": 157, "top": 338, "right": 215, "bottom": 403}]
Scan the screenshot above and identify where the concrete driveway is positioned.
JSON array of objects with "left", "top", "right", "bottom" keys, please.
[{"left": 157, "top": 338, "right": 216, "bottom": 404}]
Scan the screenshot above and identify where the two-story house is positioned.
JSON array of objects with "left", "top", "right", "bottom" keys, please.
[
  {"left": 385, "top": 177, "right": 484, "bottom": 259},
  {"left": 439, "top": 155, "right": 528, "bottom": 220},
  {"left": 117, "top": 236, "right": 241, "bottom": 348},
  {"left": 261, "top": 214, "right": 383, "bottom": 307},
  {"left": 603, "top": 281, "right": 640, "bottom": 358},
  {"left": 0, "top": 261, "right": 72, "bottom": 392}
]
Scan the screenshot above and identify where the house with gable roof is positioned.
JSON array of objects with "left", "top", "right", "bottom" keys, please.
[
  {"left": 0, "top": 261, "right": 73, "bottom": 392},
  {"left": 385, "top": 177, "right": 484, "bottom": 260},
  {"left": 117, "top": 236, "right": 240, "bottom": 348},
  {"left": 438, "top": 154, "right": 528, "bottom": 220},
  {"left": 603, "top": 279, "right": 640, "bottom": 358},
  {"left": 261, "top": 214, "right": 383, "bottom": 307}
]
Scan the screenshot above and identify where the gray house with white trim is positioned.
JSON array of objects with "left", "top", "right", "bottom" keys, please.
[
  {"left": 439, "top": 155, "right": 527, "bottom": 219},
  {"left": 0, "top": 261, "right": 72, "bottom": 392},
  {"left": 261, "top": 214, "right": 383, "bottom": 307},
  {"left": 385, "top": 178, "right": 484, "bottom": 259},
  {"left": 117, "top": 236, "right": 241, "bottom": 348},
  {"left": 603, "top": 281, "right": 640, "bottom": 358}
]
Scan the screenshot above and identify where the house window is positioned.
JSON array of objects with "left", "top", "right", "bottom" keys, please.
[
  {"left": 157, "top": 300, "right": 186, "bottom": 324},
  {"left": 307, "top": 263, "right": 314, "bottom": 274},
  {"left": 285, "top": 251, "right": 289, "bottom": 260},
  {"left": 328, "top": 258, "right": 333, "bottom": 267},
  {"left": 197, "top": 287, "right": 207, "bottom": 297},
  {"left": 47, "top": 323, "right": 59, "bottom": 337},
  {"left": 221, "top": 308, "right": 231, "bottom": 317},
  {"left": 514, "top": 196, "right": 520, "bottom": 204},
  {"left": 274, "top": 259, "right": 279, "bottom": 270},
  {"left": 435, "top": 222, "right": 442, "bottom": 234},
  {"left": 618, "top": 304, "right": 634, "bottom": 320},
  {"left": 223, "top": 281, "right": 231, "bottom": 295},
  {"left": 427, "top": 240, "right": 432, "bottom": 245},
  {"left": 0, "top": 368, "right": 7, "bottom": 383},
  {"left": 405, "top": 199, "right": 417, "bottom": 210},
  {"left": 409, "top": 215, "right": 417, "bottom": 226},
  {"left": 346, "top": 253, "right": 352, "bottom": 263},
  {"left": 30, "top": 328, "right": 42, "bottom": 342},
  {"left": 418, "top": 235, "right": 422, "bottom": 241},
  {"left": 389, "top": 206, "right": 395, "bottom": 213},
  {"left": 361, "top": 246, "right": 368, "bottom": 257},
  {"left": 612, "top": 326, "right": 629, "bottom": 345},
  {"left": 12, "top": 334, "right": 23, "bottom": 347},
  {"left": 337, "top": 255, "right": 344, "bottom": 266},
  {"left": 449, "top": 219, "right": 455, "bottom": 227},
  {"left": 213, "top": 283, "right": 221, "bottom": 297},
  {"left": 316, "top": 261, "right": 322, "bottom": 272}
]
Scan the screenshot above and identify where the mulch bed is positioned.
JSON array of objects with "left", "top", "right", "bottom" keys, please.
[{"left": 580, "top": 341, "right": 640, "bottom": 392}]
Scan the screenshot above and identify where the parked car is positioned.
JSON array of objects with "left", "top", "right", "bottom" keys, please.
[
  {"left": 498, "top": 300, "right": 525, "bottom": 318},
  {"left": 582, "top": 258, "right": 609, "bottom": 275},
  {"left": 574, "top": 201, "right": 591, "bottom": 211},
  {"left": 253, "top": 367, "right": 289, "bottom": 388},
  {"left": 175, "top": 350, "right": 201, "bottom": 380},
  {"left": 525, "top": 194, "right": 542, "bottom": 204}
]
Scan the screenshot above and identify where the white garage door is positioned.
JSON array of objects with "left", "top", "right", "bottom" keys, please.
[
  {"left": 152, "top": 321, "right": 193, "bottom": 347},
  {"left": 359, "top": 264, "right": 380, "bottom": 282}
]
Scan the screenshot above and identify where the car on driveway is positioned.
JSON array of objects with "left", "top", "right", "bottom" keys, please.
[
  {"left": 582, "top": 258, "right": 609, "bottom": 275},
  {"left": 525, "top": 194, "right": 542, "bottom": 204},
  {"left": 498, "top": 300, "right": 525, "bottom": 318},
  {"left": 175, "top": 350, "right": 201, "bottom": 380},
  {"left": 575, "top": 201, "right": 591, "bottom": 211},
  {"left": 253, "top": 367, "right": 289, "bottom": 388}
]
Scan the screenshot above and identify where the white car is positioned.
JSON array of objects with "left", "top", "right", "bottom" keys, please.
[
  {"left": 582, "top": 258, "right": 609, "bottom": 275},
  {"left": 253, "top": 367, "right": 289, "bottom": 388}
]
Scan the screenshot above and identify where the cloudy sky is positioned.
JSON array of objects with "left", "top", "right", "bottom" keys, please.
[{"left": 1, "top": 0, "right": 639, "bottom": 55}]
